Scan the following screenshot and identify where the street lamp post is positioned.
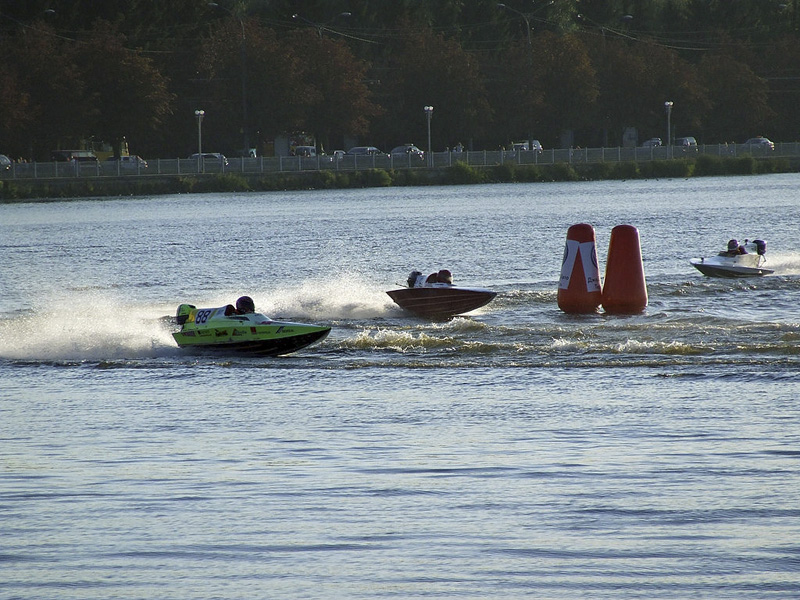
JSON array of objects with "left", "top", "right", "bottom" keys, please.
[
  {"left": 209, "top": 3, "right": 249, "bottom": 157},
  {"left": 664, "top": 101, "right": 673, "bottom": 157},
  {"left": 195, "top": 109, "right": 205, "bottom": 172},
  {"left": 424, "top": 106, "right": 434, "bottom": 167}
]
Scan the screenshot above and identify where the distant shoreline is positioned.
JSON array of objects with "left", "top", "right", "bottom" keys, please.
[{"left": 2, "top": 155, "right": 798, "bottom": 203}]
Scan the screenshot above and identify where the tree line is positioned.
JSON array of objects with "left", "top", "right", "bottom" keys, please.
[{"left": 0, "top": 0, "right": 797, "bottom": 161}]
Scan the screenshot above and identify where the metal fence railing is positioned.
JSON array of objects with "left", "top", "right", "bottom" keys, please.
[{"left": 2, "top": 143, "right": 798, "bottom": 181}]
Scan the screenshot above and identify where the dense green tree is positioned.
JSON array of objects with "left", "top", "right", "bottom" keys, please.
[
  {"left": 696, "top": 52, "right": 773, "bottom": 143},
  {"left": 0, "top": 61, "right": 30, "bottom": 156},
  {"left": 2, "top": 0, "right": 800, "bottom": 158},
  {"left": 74, "top": 21, "right": 174, "bottom": 157},
  {"left": 281, "top": 30, "right": 381, "bottom": 152},
  {"left": 201, "top": 19, "right": 312, "bottom": 155},
  {"left": 536, "top": 32, "right": 598, "bottom": 142},
  {"left": 1, "top": 21, "right": 87, "bottom": 160},
  {"left": 756, "top": 35, "right": 800, "bottom": 141},
  {"left": 486, "top": 43, "right": 547, "bottom": 148},
  {"left": 374, "top": 21, "right": 490, "bottom": 151}
]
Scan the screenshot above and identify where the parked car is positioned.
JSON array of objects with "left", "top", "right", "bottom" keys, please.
[
  {"left": 331, "top": 150, "right": 346, "bottom": 161},
  {"left": 641, "top": 138, "right": 662, "bottom": 147},
  {"left": 674, "top": 136, "right": 698, "bottom": 153},
  {"left": 347, "top": 146, "right": 386, "bottom": 156},
  {"left": 292, "top": 145, "right": 317, "bottom": 157},
  {"left": 390, "top": 144, "right": 425, "bottom": 161},
  {"left": 744, "top": 136, "right": 774, "bottom": 151},
  {"left": 189, "top": 152, "right": 229, "bottom": 166},
  {"left": 0, "top": 154, "right": 11, "bottom": 171},
  {"left": 51, "top": 150, "right": 99, "bottom": 163},
  {"left": 105, "top": 155, "right": 148, "bottom": 172},
  {"left": 511, "top": 140, "right": 543, "bottom": 153}
]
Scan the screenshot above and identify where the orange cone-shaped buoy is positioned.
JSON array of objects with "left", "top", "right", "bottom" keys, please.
[
  {"left": 602, "top": 224, "right": 647, "bottom": 314},
  {"left": 558, "top": 223, "right": 602, "bottom": 313}
]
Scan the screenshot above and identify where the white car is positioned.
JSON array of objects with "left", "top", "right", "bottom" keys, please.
[
  {"left": 511, "top": 140, "right": 543, "bottom": 153},
  {"left": 0, "top": 154, "right": 11, "bottom": 171}
]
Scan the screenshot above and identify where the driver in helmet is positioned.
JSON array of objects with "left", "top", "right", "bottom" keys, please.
[{"left": 235, "top": 295, "right": 256, "bottom": 314}]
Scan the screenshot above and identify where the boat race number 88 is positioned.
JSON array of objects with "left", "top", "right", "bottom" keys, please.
[{"left": 194, "top": 309, "right": 213, "bottom": 324}]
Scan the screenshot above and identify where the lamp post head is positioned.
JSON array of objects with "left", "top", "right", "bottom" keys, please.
[
  {"left": 664, "top": 101, "right": 673, "bottom": 110},
  {"left": 195, "top": 109, "right": 205, "bottom": 117},
  {"left": 424, "top": 105, "right": 434, "bottom": 114}
]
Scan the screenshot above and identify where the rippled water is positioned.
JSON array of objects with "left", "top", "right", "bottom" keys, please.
[{"left": 2, "top": 175, "right": 800, "bottom": 598}]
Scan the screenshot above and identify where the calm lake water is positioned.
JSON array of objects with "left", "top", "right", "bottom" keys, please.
[{"left": 2, "top": 174, "right": 800, "bottom": 599}]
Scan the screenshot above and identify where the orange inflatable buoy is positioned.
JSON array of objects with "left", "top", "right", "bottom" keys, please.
[
  {"left": 557, "top": 223, "right": 602, "bottom": 313},
  {"left": 602, "top": 224, "right": 648, "bottom": 314}
]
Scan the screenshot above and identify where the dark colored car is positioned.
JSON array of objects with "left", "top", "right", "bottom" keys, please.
[
  {"left": 744, "top": 136, "right": 774, "bottom": 151},
  {"left": 347, "top": 146, "right": 386, "bottom": 156},
  {"left": 390, "top": 144, "right": 425, "bottom": 160}
]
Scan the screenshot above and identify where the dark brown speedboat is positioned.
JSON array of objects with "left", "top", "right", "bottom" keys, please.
[{"left": 386, "top": 285, "right": 497, "bottom": 319}]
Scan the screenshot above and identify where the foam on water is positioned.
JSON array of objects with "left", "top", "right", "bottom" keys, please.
[
  {"left": 182, "top": 275, "right": 398, "bottom": 322},
  {"left": 765, "top": 251, "right": 800, "bottom": 275},
  {"left": 0, "top": 289, "right": 178, "bottom": 362},
  {"left": 254, "top": 276, "right": 398, "bottom": 321}
]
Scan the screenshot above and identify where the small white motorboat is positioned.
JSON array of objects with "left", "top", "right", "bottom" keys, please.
[{"left": 690, "top": 239, "right": 773, "bottom": 278}]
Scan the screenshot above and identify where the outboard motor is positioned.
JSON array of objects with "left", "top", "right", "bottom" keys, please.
[
  {"left": 175, "top": 303, "right": 196, "bottom": 326},
  {"left": 407, "top": 270, "right": 422, "bottom": 288},
  {"left": 753, "top": 239, "right": 767, "bottom": 255}
]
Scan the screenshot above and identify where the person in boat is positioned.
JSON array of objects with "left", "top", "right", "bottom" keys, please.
[
  {"left": 407, "top": 270, "right": 454, "bottom": 288},
  {"left": 222, "top": 295, "right": 256, "bottom": 316},
  {"left": 236, "top": 295, "right": 256, "bottom": 314},
  {"left": 725, "top": 239, "right": 747, "bottom": 256}
]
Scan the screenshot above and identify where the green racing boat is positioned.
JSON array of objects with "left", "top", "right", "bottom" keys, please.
[{"left": 172, "top": 296, "right": 330, "bottom": 356}]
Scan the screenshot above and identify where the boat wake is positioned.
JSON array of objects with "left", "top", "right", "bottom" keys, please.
[
  {"left": 765, "top": 252, "right": 800, "bottom": 276},
  {"left": 0, "top": 293, "right": 179, "bottom": 362},
  {"left": 249, "top": 277, "right": 397, "bottom": 321}
]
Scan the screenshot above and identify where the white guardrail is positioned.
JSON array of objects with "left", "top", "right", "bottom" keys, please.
[{"left": 2, "top": 143, "right": 798, "bottom": 180}]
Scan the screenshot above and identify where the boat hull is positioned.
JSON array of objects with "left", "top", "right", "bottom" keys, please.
[
  {"left": 387, "top": 286, "right": 497, "bottom": 319},
  {"left": 690, "top": 257, "right": 773, "bottom": 278},
  {"left": 172, "top": 305, "right": 330, "bottom": 355},
  {"left": 174, "top": 325, "right": 330, "bottom": 356}
]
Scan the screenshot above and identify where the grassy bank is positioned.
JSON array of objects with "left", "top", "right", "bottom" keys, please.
[{"left": 2, "top": 155, "right": 798, "bottom": 202}]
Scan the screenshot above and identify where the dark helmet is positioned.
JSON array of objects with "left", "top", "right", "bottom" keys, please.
[
  {"left": 727, "top": 239, "right": 738, "bottom": 251},
  {"left": 437, "top": 269, "right": 453, "bottom": 284},
  {"left": 236, "top": 295, "right": 255, "bottom": 314}
]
